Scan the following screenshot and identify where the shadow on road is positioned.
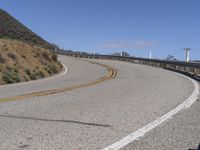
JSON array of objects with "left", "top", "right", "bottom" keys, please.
[{"left": 0, "top": 114, "right": 111, "bottom": 128}]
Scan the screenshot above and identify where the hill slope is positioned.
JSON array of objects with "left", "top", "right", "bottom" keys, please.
[
  {"left": 0, "top": 10, "right": 62, "bottom": 85},
  {"left": 0, "top": 39, "right": 62, "bottom": 85},
  {"left": 0, "top": 9, "right": 55, "bottom": 50}
]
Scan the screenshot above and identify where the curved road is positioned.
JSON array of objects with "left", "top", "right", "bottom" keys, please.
[{"left": 0, "top": 55, "right": 199, "bottom": 150}]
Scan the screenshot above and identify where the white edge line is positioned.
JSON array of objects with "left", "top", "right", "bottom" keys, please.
[
  {"left": 103, "top": 72, "right": 199, "bottom": 150},
  {"left": 0, "top": 63, "right": 68, "bottom": 88}
]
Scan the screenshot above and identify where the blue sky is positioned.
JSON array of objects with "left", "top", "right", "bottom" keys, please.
[{"left": 1, "top": 0, "right": 200, "bottom": 60}]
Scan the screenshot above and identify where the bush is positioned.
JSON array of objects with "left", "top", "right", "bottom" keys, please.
[
  {"left": 23, "top": 75, "right": 29, "bottom": 81},
  {"left": 2, "top": 71, "right": 20, "bottom": 83},
  {"left": 7, "top": 52, "right": 17, "bottom": 60},
  {"left": 5, "top": 66, "right": 12, "bottom": 71},
  {"left": 25, "top": 69, "right": 31, "bottom": 76},
  {"left": 29, "top": 74, "right": 36, "bottom": 80},
  {"left": 51, "top": 53, "right": 58, "bottom": 61},
  {"left": 2, "top": 75, "right": 14, "bottom": 84},
  {"left": 14, "top": 67, "right": 18, "bottom": 73},
  {"left": 48, "top": 64, "right": 58, "bottom": 74},
  {"left": 35, "top": 71, "right": 45, "bottom": 78},
  {"left": 0, "top": 55, "right": 6, "bottom": 63},
  {"left": 42, "top": 52, "right": 50, "bottom": 60},
  {"left": 24, "top": 69, "right": 39, "bottom": 80},
  {"left": 22, "top": 55, "right": 26, "bottom": 59}
]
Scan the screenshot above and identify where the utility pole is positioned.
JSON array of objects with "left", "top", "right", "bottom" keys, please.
[{"left": 184, "top": 48, "right": 191, "bottom": 62}]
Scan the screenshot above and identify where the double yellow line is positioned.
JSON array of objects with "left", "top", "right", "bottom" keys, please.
[{"left": 0, "top": 61, "right": 117, "bottom": 103}]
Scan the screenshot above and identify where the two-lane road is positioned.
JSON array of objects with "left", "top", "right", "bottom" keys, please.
[{"left": 0, "top": 55, "right": 198, "bottom": 150}]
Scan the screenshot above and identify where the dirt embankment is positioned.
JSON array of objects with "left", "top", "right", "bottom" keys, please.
[{"left": 0, "top": 39, "right": 62, "bottom": 85}]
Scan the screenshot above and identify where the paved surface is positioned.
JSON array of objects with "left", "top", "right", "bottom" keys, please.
[
  {"left": 123, "top": 95, "right": 200, "bottom": 150},
  {"left": 0, "top": 56, "right": 107, "bottom": 99},
  {"left": 0, "top": 56, "right": 198, "bottom": 150}
]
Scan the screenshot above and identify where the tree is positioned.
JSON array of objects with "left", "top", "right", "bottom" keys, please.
[
  {"left": 112, "top": 52, "right": 121, "bottom": 56},
  {"left": 165, "top": 54, "right": 177, "bottom": 61},
  {"left": 122, "top": 51, "right": 130, "bottom": 57}
]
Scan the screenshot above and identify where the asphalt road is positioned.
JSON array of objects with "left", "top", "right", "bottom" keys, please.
[{"left": 0, "top": 55, "right": 198, "bottom": 150}]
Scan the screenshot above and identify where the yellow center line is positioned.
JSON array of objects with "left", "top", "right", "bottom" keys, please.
[{"left": 0, "top": 61, "right": 117, "bottom": 103}]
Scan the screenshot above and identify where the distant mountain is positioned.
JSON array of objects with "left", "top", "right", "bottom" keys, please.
[{"left": 0, "top": 9, "right": 55, "bottom": 50}]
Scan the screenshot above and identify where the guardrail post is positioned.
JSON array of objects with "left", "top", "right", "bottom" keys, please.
[
  {"left": 175, "top": 65, "right": 180, "bottom": 71},
  {"left": 196, "top": 68, "right": 200, "bottom": 74},
  {"left": 193, "top": 68, "right": 197, "bottom": 74}
]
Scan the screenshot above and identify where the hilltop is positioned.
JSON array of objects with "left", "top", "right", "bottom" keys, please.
[
  {"left": 0, "top": 9, "right": 62, "bottom": 85},
  {"left": 0, "top": 9, "right": 56, "bottom": 50}
]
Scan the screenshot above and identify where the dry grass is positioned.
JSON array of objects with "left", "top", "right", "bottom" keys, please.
[{"left": 0, "top": 39, "right": 62, "bottom": 85}]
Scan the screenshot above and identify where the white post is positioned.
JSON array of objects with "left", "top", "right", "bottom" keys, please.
[{"left": 149, "top": 51, "right": 152, "bottom": 59}]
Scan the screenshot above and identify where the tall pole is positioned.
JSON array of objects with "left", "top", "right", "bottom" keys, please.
[
  {"left": 184, "top": 48, "right": 191, "bottom": 62},
  {"left": 149, "top": 51, "right": 152, "bottom": 59}
]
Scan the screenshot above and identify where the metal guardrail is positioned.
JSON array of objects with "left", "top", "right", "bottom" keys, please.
[{"left": 57, "top": 51, "right": 200, "bottom": 79}]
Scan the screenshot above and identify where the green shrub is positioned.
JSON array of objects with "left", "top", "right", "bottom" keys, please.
[
  {"left": 44, "top": 67, "right": 51, "bottom": 74},
  {"left": 14, "top": 67, "right": 18, "bottom": 73},
  {"left": 24, "top": 69, "right": 38, "bottom": 80},
  {"left": 23, "top": 75, "right": 29, "bottom": 81},
  {"left": 13, "top": 74, "right": 20, "bottom": 82},
  {"left": 48, "top": 64, "right": 58, "bottom": 74},
  {"left": 51, "top": 53, "right": 58, "bottom": 61},
  {"left": 25, "top": 69, "right": 31, "bottom": 76},
  {"left": 2, "top": 75, "right": 14, "bottom": 83},
  {"left": 35, "top": 71, "right": 45, "bottom": 78},
  {"left": 29, "top": 74, "right": 36, "bottom": 80},
  {"left": 47, "top": 69, "right": 52, "bottom": 74},
  {"left": 42, "top": 52, "right": 50, "bottom": 60},
  {"left": 2, "top": 71, "right": 20, "bottom": 83}
]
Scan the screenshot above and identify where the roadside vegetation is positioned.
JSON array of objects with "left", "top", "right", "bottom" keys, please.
[
  {"left": 0, "top": 39, "right": 62, "bottom": 85},
  {"left": 0, "top": 9, "right": 63, "bottom": 85}
]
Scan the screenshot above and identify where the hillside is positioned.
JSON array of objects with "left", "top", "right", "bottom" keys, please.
[
  {"left": 0, "top": 39, "right": 62, "bottom": 85},
  {"left": 0, "top": 9, "right": 56, "bottom": 50},
  {"left": 0, "top": 9, "right": 63, "bottom": 85}
]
